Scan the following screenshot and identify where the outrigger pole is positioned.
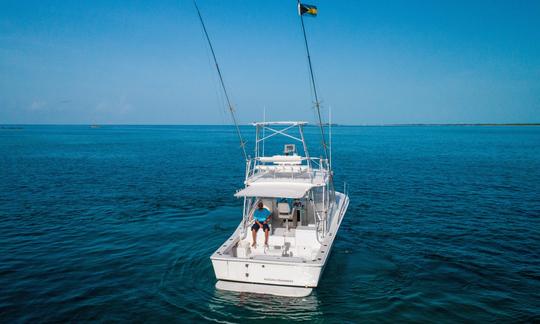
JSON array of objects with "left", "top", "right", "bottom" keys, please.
[
  {"left": 194, "top": 1, "right": 248, "bottom": 161},
  {"left": 297, "top": 1, "right": 332, "bottom": 174}
]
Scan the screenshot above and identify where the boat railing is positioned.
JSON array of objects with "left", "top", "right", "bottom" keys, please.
[
  {"left": 245, "top": 156, "right": 330, "bottom": 183},
  {"left": 240, "top": 199, "right": 260, "bottom": 239}
]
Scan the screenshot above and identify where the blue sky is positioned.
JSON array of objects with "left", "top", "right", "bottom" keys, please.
[{"left": 1, "top": 0, "right": 539, "bottom": 124}]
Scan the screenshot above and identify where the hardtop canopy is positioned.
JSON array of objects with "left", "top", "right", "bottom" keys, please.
[{"left": 234, "top": 182, "right": 316, "bottom": 199}]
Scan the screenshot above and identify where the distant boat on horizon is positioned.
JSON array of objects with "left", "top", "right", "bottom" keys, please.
[{"left": 0, "top": 126, "right": 24, "bottom": 130}]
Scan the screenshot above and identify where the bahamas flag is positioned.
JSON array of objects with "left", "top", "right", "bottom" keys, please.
[{"left": 298, "top": 2, "right": 318, "bottom": 16}]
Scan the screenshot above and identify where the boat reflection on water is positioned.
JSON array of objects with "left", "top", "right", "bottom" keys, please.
[{"left": 209, "top": 289, "right": 322, "bottom": 321}]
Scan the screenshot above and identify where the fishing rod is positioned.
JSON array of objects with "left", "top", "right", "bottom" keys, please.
[{"left": 193, "top": 0, "right": 248, "bottom": 161}]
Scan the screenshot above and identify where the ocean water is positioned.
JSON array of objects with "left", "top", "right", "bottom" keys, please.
[{"left": 0, "top": 125, "right": 539, "bottom": 323}]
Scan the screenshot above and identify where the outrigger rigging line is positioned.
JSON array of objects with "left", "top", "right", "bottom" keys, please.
[
  {"left": 297, "top": 0, "right": 330, "bottom": 168},
  {"left": 298, "top": 0, "right": 334, "bottom": 186},
  {"left": 193, "top": 0, "right": 248, "bottom": 161}
]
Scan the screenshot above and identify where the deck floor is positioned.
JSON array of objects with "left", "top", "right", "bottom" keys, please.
[{"left": 240, "top": 226, "right": 317, "bottom": 260}]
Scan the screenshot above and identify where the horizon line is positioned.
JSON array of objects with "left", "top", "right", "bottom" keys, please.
[{"left": 1, "top": 123, "right": 540, "bottom": 127}]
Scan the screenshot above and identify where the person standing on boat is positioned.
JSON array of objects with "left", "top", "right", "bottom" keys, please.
[{"left": 252, "top": 202, "right": 271, "bottom": 247}]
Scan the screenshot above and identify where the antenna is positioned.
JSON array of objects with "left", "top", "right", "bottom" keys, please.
[
  {"left": 193, "top": 0, "right": 248, "bottom": 161},
  {"left": 262, "top": 106, "right": 266, "bottom": 156},
  {"left": 329, "top": 105, "right": 332, "bottom": 170}
]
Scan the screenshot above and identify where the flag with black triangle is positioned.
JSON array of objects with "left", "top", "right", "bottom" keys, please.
[{"left": 298, "top": 2, "right": 318, "bottom": 16}]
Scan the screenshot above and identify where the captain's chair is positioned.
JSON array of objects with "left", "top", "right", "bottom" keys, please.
[{"left": 277, "top": 202, "right": 295, "bottom": 231}]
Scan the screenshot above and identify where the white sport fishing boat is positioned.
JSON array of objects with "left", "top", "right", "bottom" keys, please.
[
  {"left": 211, "top": 122, "right": 349, "bottom": 297},
  {"left": 194, "top": 1, "right": 349, "bottom": 296}
]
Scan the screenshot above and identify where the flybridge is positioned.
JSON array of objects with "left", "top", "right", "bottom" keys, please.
[
  {"left": 247, "top": 121, "right": 330, "bottom": 186},
  {"left": 238, "top": 121, "right": 331, "bottom": 202}
]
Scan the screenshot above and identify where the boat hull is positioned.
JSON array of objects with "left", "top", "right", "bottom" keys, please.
[
  {"left": 215, "top": 280, "right": 313, "bottom": 297},
  {"left": 211, "top": 258, "right": 323, "bottom": 287}
]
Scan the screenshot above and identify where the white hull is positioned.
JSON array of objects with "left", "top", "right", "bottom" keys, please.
[
  {"left": 212, "top": 257, "right": 323, "bottom": 287},
  {"left": 215, "top": 280, "right": 313, "bottom": 298},
  {"left": 211, "top": 191, "right": 349, "bottom": 295}
]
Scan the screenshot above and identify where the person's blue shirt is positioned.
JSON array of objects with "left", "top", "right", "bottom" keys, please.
[{"left": 253, "top": 208, "right": 271, "bottom": 222}]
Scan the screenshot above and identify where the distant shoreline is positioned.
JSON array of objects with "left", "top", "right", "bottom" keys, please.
[
  {"left": 1, "top": 123, "right": 539, "bottom": 128},
  {"left": 347, "top": 123, "right": 540, "bottom": 127}
]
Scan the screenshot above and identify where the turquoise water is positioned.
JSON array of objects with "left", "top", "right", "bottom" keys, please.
[{"left": 1, "top": 125, "right": 539, "bottom": 322}]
